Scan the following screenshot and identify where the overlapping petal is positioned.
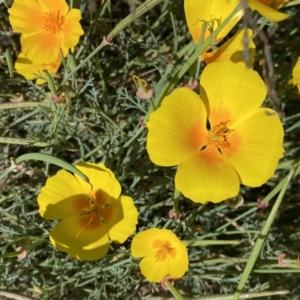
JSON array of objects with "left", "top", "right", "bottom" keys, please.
[
  {"left": 248, "top": 0, "right": 290, "bottom": 21},
  {"left": 50, "top": 214, "right": 110, "bottom": 261},
  {"left": 107, "top": 196, "right": 138, "bottom": 243},
  {"left": 147, "top": 88, "right": 207, "bottom": 166},
  {"left": 175, "top": 149, "right": 240, "bottom": 203},
  {"left": 75, "top": 162, "right": 121, "bottom": 199},
  {"left": 38, "top": 169, "right": 89, "bottom": 220},
  {"left": 21, "top": 30, "right": 63, "bottom": 65},
  {"left": 131, "top": 228, "right": 162, "bottom": 258},
  {"left": 202, "top": 29, "right": 255, "bottom": 66},
  {"left": 8, "top": 0, "right": 45, "bottom": 34},
  {"left": 38, "top": 0, "right": 69, "bottom": 14},
  {"left": 225, "top": 108, "right": 284, "bottom": 186},
  {"left": 200, "top": 61, "right": 267, "bottom": 127},
  {"left": 15, "top": 52, "right": 62, "bottom": 84},
  {"left": 184, "top": 0, "right": 243, "bottom": 45},
  {"left": 139, "top": 252, "right": 171, "bottom": 282}
]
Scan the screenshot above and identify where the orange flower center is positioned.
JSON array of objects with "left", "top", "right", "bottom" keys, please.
[
  {"left": 258, "top": 0, "right": 288, "bottom": 9},
  {"left": 206, "top": 121, "right": 233, "bottom": 154},
  {"left": 43, "top": 11, "right": 65, "bottom": 35},
  {"left": 153, "top": 240, "right": 176, "bottom": 262},
  {"left": 80, "top": 190, "right": 112, "bottom": 228}
]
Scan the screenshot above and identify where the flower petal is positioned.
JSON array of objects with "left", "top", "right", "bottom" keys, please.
[
  {"left": 107, "top": 196, "right": 138, "bottom": 243},
  {"left": 226, "top": 108, "right": 284, "bottom": 186},
  {"left": 131, "top": 228, "right": 163, "bottom": 258},
  {"left": 184, "top": 0, "right": 243, "bottom": 45},
  {"left": 202, "top": 29, "right": 255, "bottom": 66},
  {"left": 139, "top": 252, "right": 170, "bottom": 282},
  {"left": 293, "top": 57, "right": 300, "bottom": 92},
  {"left": 147, "top": 88, "right": 208, "bottom": 166},
  {"left": 50, "top": 214, "right": 109, "bottom": 261},
  {"left": 37, "top": 0, "right": 69, "bottom": 15},
  {"left": 8, "top": 0, "right": 45, "bottom": 34},
  {"left": 61, "top": 9, "right": 84, "bottom": 49},
  {"left": 175, "top": 148, "right": 240, "bottom": 203},
  {"left": 248, "top": 0, "right": 290, "bottom": 22},
  {"left": 21, "top": 32, "right": 62, "bottom": 65},
  {"left": 200, "top": 61, "right": 267, "bottom": 127},
  {"left": 15, "top": 52, "right": 61, "bottom": 84},
  {"left": 37, "top": 169, "right": 89, "bottom": 220},
  {"left": 75, "top": 162, "right": 121, "bottom": 199}
]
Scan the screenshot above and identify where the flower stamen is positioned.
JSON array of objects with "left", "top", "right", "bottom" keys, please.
[
  {"left": 155, "top": 240, "right": 176, "bottom": 262},
  {"left": 43, "top": 11, "right": 65, "bottom": 35},
  {"left": 207, "top": 121, "right": 233, "bottom": 153}
]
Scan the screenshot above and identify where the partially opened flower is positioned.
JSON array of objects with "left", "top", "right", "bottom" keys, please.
[
  {"left": 293, "top": 57, "right": 300, "bottom": 92},
  {"left": 8, "top": 0, "right": 84, "bottom": 64},
  {"left": 15, "top": 52, "right": 63, "bottom": 84},
  {"left": 248, "top": 0, "right": 290, "bottom": 21},
  {"left": 202, "top": 29, "right": 256, "bottom": 66},
  {"left": 38, "top": 162, "right": 138, "bottom": 261},
  {"left": 184, "top": 0, "right": 244, "bottom": 47},
  {"left": 131, "top": 228, "right": 188, "bottom": 282},
  {"left": 147, "top": 61, "right": 284, "bottom": 203}
]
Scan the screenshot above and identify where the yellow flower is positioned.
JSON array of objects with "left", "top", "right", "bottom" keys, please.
[
  {"left": 38, "top": 162, "right": 138, "bottom": 261},
  {"left": 293, "top": 57, "right": 300, "bottom": 92},
  {"left": 184, "top": 0, "right": 244, "bottom": 47},
  {"left": 131, "top": 228, "right": 188, "bottom": 282},
  {"left": 248, "top": 0, "right": 289, "bottom": 21},
  {"left": 202, "top": 29, "right": 256, "bottom": 66},
  {"left": 15, "top": 52, "right": 62, "bottom": 84},
  {"left": 147, "top": 61, "right": 284, "bottom": 203},
  {"left": 8, "top": 0, "right": 84, "bottom": 65}
]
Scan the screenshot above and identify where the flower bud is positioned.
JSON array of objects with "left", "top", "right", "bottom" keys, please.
[{"left": 132, "top": 75, "right": 153, "bottom": 100}]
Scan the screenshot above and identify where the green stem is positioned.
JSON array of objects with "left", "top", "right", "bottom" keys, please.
[
  {"left": 61, "top": 0, "right": 163, "bottom": 86},
  {"left": 172, "top": 188, "right": 180, "bottom": 216},
  {"left": 185, "top": 240, "right": 240, "bottom": 246},
  {"left": 143, "top": 3, "right": 241, "bottom": 123},
  {"left": 0, "top": 102, "right": 42, "bottom": 110},
  {"left": 188, "top": 289, "right": 289, "bottom": 300},
  {"left": 233, "top": 164, "right": 298, "bottom": 300},
  {"left": 166, "top": 280, "right": 186, "bottom": 300}
]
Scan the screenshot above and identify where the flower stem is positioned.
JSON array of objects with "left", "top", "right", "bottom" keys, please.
[
  {"left": 233, "top": 163, "right": 299, "bottom": 300},
  {"left": 165, "top": 280, "right": 186, "bottom": 300}
]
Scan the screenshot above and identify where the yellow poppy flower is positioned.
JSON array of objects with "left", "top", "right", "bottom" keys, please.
[
  {"left": 184, "top": 0, "right": 244, "bottom": 46},
  {"left": 38, "top": 162, "right": 138, "bottom": 261},
  {"left": 146, "top": 61, "right": 284, "bottom": 204},
  {"left": 202, "top": 29, "right": 256, "bottom": 66},
  {"left": 293, "top": 57, "right": 300, "bottom": 92},
  {"left": 15, "top": 52, "right": 62, "bottom": 84},
  {"left": 248, "top": 0, "right": 289, "bottom": 21},
  {"left": 131, "top": 228, "right": 188, "bottom": 282},
  {"left": 8, "top": 0, "right": 84, "bottom": 65}
]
